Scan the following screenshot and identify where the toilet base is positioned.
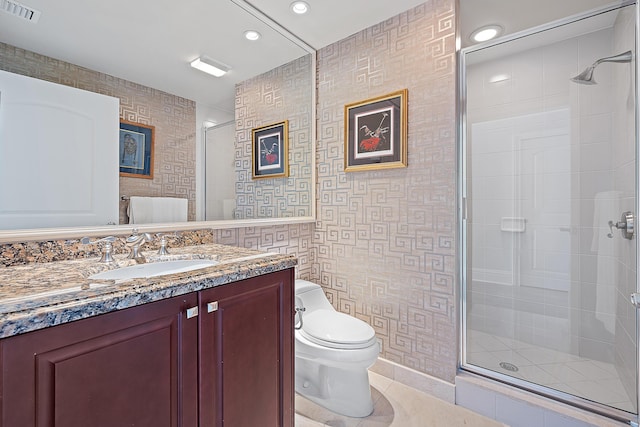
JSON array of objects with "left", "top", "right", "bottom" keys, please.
[{"left": 295, "top": 357, "right": 374, "bottom": 417}]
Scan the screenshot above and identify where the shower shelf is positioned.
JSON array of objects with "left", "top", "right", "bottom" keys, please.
[{"left": 500, "top": 217, "right": 526, "bottom": 232}]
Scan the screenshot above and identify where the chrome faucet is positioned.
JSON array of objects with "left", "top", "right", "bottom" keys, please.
[{"left": 126, "top": 230, "right": 153, "bottom": 263}]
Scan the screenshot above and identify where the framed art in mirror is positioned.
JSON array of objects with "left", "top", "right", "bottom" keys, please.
[
  {"left": 252, "top": 120, "right": 289, "bottom": 179},
  {"left": 344, "top": 89, "right": 408, "bottom": 172},
  {"left": 119, "top": 120, "right": 154, "bottom": 179}
]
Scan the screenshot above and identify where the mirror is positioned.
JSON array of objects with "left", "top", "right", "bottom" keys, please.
[
  {"left": 0, "top": 0, "right": 315, "bottom": 241},
  {"left": 203, "top": 51, "right": 314, "bottom": 221}
]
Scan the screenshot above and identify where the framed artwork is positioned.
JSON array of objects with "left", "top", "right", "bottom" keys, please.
[
  {"left": 251, "top": 120, "right": 289, "bottom": 179},
  {"left": 344, "top": 89, "right": 408, "bottom": 172},
  {"left": 119, "top": 120, "right": 154, "bottom": 179}
]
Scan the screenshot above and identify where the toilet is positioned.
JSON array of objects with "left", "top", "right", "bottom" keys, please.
[{"left": 294, "top": 279, "right": 379, "bottom": 417}]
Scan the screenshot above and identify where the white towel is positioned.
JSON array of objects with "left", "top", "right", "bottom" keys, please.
[{"left": 128, "top": 196, "right": 188, "bottom": 224}]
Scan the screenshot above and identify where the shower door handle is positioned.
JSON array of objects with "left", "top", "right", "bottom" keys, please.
[
  {"left": 630, "top": 293, "right": 640, "bottom": 308},
  {"left": 607, "top": 211, "right": 634, "bottom": 240}
]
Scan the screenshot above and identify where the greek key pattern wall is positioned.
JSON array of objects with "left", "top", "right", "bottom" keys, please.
[
  {"left": 0, "top": 43, "right": 197, "bottom": 224},
  {"left": 234, "top": 55, "right": 313, "bottom": 219},
  {"left": 214, "top": 223, "right": 313, "bottom": 279},
  {"left": 118, "top": 86, "right": 196, "bottom": 223},
  {"left": 314, "top": 0, "right": 457, "bottom": 382}
]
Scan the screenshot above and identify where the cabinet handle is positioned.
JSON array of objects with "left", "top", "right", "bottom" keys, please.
[
  {"left": 207, "top": 301, "right": 218, "bottom": 313},
  {"left": 186, "top": 306, "right": 199, "bottom": 319}
]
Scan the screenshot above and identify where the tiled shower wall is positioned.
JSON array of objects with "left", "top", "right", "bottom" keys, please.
[
  {"left": 466, "top": 11, "right": 636, "bottom": 370},
  {"left": 0, "top": 43, "right": 197, "bottom": 223},
  {"left": 313, "top": 1, "right": 458, "bottom": 382},
  {"left": 464, "top": 5, "right": 638, "bottom": 413},
  {"left": 611, "top": 5, "right": 637, "bottom": 406}
]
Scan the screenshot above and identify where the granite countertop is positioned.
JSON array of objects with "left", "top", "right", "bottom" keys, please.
[{"left": 0, "top": 243, "right": 297, "bottom": 339}]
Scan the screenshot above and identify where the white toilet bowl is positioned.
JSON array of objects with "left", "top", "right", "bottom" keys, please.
[{"left": 294, "top": 279, "right": 379, "bottom": 417}]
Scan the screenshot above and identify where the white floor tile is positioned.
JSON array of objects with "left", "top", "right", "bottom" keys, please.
[
  {"left": 466, "top": 330, "right": 636, "bottom": 413},
  {"left": 295, "top": 371, "right": 506, "bottom": 427},
  {"left": 564, "top": 360, "right": 617, "bottom": 380}
]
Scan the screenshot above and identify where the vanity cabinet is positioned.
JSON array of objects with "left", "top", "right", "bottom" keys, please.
[
  {"left": 0, "top": 268, "right": 294, "bottom": 427},
  {"left": 0, "top": 292, "right": 200, "bottom": 427},
  {"left": 199, "top": 269, "right": 294, "bottom": 427}
]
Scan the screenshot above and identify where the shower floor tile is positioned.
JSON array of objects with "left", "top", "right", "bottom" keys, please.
[{"left": 466, "top": 330, "right": 636, "bottom": 414}]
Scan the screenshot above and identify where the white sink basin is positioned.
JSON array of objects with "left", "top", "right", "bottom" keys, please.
[{"left": 89, "top": 259, "right": 219, "bottom": 280}]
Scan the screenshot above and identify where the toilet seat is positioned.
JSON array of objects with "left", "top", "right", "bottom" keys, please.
[{"left": 300, "top": 309, "right": 377, "bottom": 349}]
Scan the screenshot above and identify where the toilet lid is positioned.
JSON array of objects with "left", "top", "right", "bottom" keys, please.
[{"left": 300, "top": 309, "right": 376, "bottom": 349}]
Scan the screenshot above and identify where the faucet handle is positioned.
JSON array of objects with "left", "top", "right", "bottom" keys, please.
[
  {"left": 80, "top": 236, "right": 117, "bottom": 264},
  {"left": 80, "top": 236, "right": 116, "bottom": 245},
  {"left": 155, "top": 232, "right": 179, "bottom": 255}
]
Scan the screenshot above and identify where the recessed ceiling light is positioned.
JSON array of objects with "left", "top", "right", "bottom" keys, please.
[
  {"left": 290, "top": 1, "right": 309, "bottom": 14},
  {"left": 470, "top": 25, "right": 503, "bottom": 43},
  {"left": 244, "top": 30, "right": 261, "bottom": 41},
  {"left": 190, "top": 56, "right": 231, "bottom": 78}
]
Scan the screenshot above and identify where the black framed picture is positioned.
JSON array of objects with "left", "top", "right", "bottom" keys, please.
[
  {"left": 251, "top": 120, "right": 289, "bottom": 179},
  {"left": 119, "top": 120, "right": 154, "bottom": 179},
  {"left": 344, "top": 89, "right": 408, "bottom": 172}
]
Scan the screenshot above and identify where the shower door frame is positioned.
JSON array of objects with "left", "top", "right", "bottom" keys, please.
[{"left": 457, "top": 1, "right": 639, "bottom": 423}]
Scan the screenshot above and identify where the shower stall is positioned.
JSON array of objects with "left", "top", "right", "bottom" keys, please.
[
  {"left": 460, "top": 1, "right": 639, "bottom": 422},
  {"left": 204, "top": 121, "right": 236, "bottom": 221}
]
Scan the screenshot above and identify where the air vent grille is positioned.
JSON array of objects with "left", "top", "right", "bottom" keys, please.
[{"left": 1, "top": 0, "right": 41, "bottom": 23}]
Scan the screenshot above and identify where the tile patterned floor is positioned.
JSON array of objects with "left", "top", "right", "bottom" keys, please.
[
  {"left": 295, "top": 371, "right": 506, "bottom": 427},
  {"left": 467, "top": 329, "right": 636, "bottom": 413}
]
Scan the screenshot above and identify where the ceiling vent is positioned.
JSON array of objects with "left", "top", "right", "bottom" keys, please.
[{"left": 1, "top": 0, "right": 41, "bottom": 23}]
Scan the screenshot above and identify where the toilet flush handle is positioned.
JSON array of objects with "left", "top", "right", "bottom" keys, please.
[{"left": 294, "top": 306, "right": 306, "bottom": 330}]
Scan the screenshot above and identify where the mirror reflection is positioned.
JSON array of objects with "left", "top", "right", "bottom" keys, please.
[
  {"left": 0, "top": 0, "right": 314, "bottom": 232},
  {"left": 205, "top": 54, "right": 313, "bottom": 221}
]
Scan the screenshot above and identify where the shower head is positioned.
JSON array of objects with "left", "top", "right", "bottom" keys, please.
[
  {"left": 570, "top": 50, "right": 633, "bottom": 85},
  {"left": 571, "top": 66, "right": 597, "bottom": 85}
]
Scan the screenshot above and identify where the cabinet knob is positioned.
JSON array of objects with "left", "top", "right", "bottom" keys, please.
[{"left": 207, "top": 301, "right": 218, "bottom": 313}]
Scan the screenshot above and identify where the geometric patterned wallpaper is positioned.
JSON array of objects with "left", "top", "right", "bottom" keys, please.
[
  {"left": 216, "top": 1, "right": 458, "bottom": 385},
  {"left": 0, "top": 0, "right": 460, "bottom": 387},
  {"left": 313, "top": 0, "right": 458, "bottom": 383},
  {"left": 117, "top": 85, "right": 196, "bottom": 223},
  {"left": 234, "top": 55, "right": 313, "bottom": 219},
  {"left": 0, "top": 42, "right": 196, "bottom": 224},
  {"left": 213, "top": 223, "right": 313, "bottom": 280}
]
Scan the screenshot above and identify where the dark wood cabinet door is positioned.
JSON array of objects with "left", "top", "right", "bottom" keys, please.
[
  {"left": 0, "top": 293, "right": 199, "bottom": 427},
  {"left": 199, "top": 269, "right": 294, "bottom": 427}
]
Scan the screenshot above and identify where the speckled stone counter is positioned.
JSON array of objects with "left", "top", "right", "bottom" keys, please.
[{"left": 0, "top": 243, "right": 297, "bottom": 339}]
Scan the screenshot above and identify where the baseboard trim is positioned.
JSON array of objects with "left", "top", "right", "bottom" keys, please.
[{"left": 370, "top": 358, "right": 456, "bottom": 403}]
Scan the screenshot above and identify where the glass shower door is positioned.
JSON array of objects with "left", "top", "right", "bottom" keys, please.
[{"left": 461, "top": 3, "right": 637, "bottom": 420}]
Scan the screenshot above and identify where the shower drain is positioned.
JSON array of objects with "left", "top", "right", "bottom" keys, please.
[{"left": 499, "top": 362, "right": 519, "bottom": 372}]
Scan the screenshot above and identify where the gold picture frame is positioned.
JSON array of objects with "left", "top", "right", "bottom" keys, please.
[
  {"left": 344, "top": 89, "right": 408, "bottom": 172},
  {"left": 119, "top": 120, "right": 155, "bottom": 179}
]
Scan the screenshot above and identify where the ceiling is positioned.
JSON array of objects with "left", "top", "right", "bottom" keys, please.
[
  {"left": 459, "top": 0, "right": 620, "bottom": 48},
  {"left": 0, "top": 0, "right": 425, "bottom": 123},
  {"left": 0, "top": 0, "right": 622, "bottom": 123}
]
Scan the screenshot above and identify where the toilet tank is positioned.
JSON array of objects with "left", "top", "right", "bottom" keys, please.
[{"left": 295, "top": 279, "right": 334, "bottom": 311}]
